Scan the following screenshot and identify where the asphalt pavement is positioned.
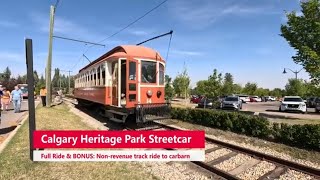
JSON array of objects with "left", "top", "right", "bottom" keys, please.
[{"left": 0, "top": 100, "right": 39, "bottom": 137}]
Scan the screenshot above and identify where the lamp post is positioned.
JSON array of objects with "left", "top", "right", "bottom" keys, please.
[{"left": 282, "top": 68, "right": 303, "bottom": 80}]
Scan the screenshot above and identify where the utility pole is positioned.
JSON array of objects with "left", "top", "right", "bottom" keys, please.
[
  {"left": 68, "top": 70, "right": 71, "bottom": 94},
  {"left": 45, "top": 5, "right": 55, "bottom": 107}
]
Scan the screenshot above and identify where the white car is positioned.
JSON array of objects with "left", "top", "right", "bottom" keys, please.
[
  {"left": 279, "top": 96, "right": 307, "bottom": 113},
  {"left": 265, "top": 96, "right": 276, "bottom": 101},
  {"left": 251, "top": 96, "right": 262, "bottom": 102},
  {"left": 238, "top": 95, "right": 250, "bottom": 103}
]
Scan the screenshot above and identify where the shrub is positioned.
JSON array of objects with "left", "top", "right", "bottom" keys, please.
[{"left": 170, "top": 107, "right": 320, "bottom": 151}]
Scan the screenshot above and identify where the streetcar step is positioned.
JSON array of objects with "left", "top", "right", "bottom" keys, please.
[
  {"left": 109, "top": 117, "right": 125, "bottom": 123},
  {"left": 106, "top": 110, "right": 128, "bottom": 116}
]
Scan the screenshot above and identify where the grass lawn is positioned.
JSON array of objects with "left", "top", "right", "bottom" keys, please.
[{"left": 0, "top": 104, "right": 157, "bottom": 180}]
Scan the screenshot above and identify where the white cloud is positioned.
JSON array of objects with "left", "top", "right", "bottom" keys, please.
[
  {"left": 129, "top": 30, "right": 150, "bottom": 36},
  {"left": 168, "top": 0, "right": 279, "bottom": 28},
  {"left": 0, "top": 20, "right": 18, "bottom": 28},
  {"left": 171, "top": 50, "right": 204, "bottom": 56}
]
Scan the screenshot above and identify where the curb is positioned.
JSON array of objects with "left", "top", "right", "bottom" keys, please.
[
  {"left": 0, "top": 102, "right": 40, "bottom": 154},
  {"left": 240, "top": 110, "right": 300, "bottom": 119}
]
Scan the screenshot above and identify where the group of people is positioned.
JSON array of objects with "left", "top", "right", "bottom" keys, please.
[{"left": 0, "top": 85, "right": 24, "bottom": 113}]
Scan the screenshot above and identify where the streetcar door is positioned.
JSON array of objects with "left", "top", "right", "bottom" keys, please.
[
  {"left": 126, "top": 58, "right": 138, "bottom": 107},
  {"left": 111, "top": 60, "right": 119, "bottom": 106}
]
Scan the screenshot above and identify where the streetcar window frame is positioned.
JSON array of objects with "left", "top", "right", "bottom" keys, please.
[
  {"left": 159, "top": 63, "right": 165, "bottom": 85},
  {"left": 141, "top": 60, "right": 157, "bottom": 84}
]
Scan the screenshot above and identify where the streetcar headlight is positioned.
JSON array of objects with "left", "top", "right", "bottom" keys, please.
[
  {"left": 147, "top": 90, "right": 153, "bottom": 97},
  {"left": 157, "top": 91, "right": 161, "bottom": 98}
]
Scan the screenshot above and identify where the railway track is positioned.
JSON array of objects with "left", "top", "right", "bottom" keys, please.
[{"left": 62, "top": 96, "right": 320, "bottom": 180}]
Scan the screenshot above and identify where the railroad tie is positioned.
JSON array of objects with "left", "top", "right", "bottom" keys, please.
[
  {"left": 205, "top": 146, "right": 222, "bottom": 154},
  {"left": 258, "top": 166, "right": 288, "bottom": 180},
  {"left": 207, "top": 152, "right": 238, "bottom": 166},
  {"left": 228, "top": 158, "right": 261, "bottom": 176}
]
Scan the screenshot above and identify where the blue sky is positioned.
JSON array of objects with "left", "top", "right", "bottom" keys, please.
[{"left": 0, "top": 0, "right": 309, "bottom": 89}]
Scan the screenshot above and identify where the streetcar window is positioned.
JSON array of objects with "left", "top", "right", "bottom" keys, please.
[
  {"left": 101, "top": 64, "right": 106, "bottom": 85},
  {"left": 129, "top": 94, "right": 136, "bottom": 102},
  {"left": 97, "top": 66, "right": 101, "bottom": 85},
  {"left": 129, "top": 83, "right": 136, "bottom": 91},
  {"left": 129, "top": 61, "right": 136, "bottom": 80},
  {"left": 91, "top": 69, "right": 94, "bottom": 86},
  {"left": 141, "top": 61, "right": 156, "bottom": 83},
  {"left": 93, "top": 68, "right": 96, "bottom": 86},
  {"left": 159, "top": 63, "right": 164, "bottom": 85}
]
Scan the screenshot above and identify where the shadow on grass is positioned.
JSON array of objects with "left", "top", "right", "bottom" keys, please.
[{"left": 0, "top": 125, "right": 17, "bottom": 135}]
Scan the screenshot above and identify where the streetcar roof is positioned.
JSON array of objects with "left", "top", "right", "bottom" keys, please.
[{"left": 79, "top": 45, "right": 164, "bottom": 73}]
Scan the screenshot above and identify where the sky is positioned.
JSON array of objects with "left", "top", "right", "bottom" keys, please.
[{"left": 0, "top": 0, "right": 310, "bottom": 89}]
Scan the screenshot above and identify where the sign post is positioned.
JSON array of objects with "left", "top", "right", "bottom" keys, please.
[{"left": 25, "top": 38, "right": 36, "bottom": 161}]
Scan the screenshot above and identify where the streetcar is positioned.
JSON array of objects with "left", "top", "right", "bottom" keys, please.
[{"left": 74, "top": 45, "right": 171, "bottom": 124}]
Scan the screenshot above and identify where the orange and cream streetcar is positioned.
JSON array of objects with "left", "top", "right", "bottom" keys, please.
[{"left": 74, "top": 45, "right": 171, "bottom": 124}]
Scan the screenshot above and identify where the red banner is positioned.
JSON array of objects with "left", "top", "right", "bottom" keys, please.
[{"left": 33, "top": 130, "right": 205, "bottom": 149}]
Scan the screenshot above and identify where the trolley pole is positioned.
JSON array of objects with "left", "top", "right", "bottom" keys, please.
[{"left": 45, "top": 5, "right": 55, "bottom": 107}]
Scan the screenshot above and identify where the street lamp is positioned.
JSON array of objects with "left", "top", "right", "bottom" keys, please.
[{"left": 282, "top": 68, "right": 303, "bottom": 79}]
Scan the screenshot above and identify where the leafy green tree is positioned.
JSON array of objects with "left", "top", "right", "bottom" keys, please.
[
  {"left": 285, "top": 78, "right": 307, "bottom": 97},
  {"left": 255, "top": 88, "right": 269, "bottom": 96},
  {"left": 281, "top": 0, "right": 320, "bottom": 82},
  {"left": 51, "top": 68, "right": 60, "bottom": 88},
  {"left": 233, "top": 84, "right": 242, "bottom": 94},
  {"left": 165, "top": 75, "right": 175, "bottom": 100},
  {"left": 172, "top": 66, "right": 190, "bottom": 98},
  {"left": 242, "top": 82, "right": 258, "bottom": 95},
  {"left": 204, "top": 69, "right": 223, "bottom": 99},
  {"left": 270, "top": 88, "right": 284, "bottom": 98},
  {"left": 221, "top": 73, "right": 234, "bottom": 96},
  {"left": 194, "top": 80, "right": 207, "bottom": 95}
]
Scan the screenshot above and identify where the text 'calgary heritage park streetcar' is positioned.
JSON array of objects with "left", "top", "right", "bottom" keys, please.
[{"left": 74, "top": 45, "right": 171, "bottom": 124}]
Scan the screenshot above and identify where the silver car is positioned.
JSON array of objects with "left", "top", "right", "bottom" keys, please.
[{"left": 221, "top": 96, "right": 242, "bottom": 110}]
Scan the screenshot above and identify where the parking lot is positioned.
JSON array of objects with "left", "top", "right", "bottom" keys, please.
[{"left": 172, "top": 99, "right": 320, "bottom": 120}]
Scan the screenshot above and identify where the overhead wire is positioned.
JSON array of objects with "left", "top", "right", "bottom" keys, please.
[
  {"left": 69, "top": 0, "right": 169, "bottom": 74},
  {"left": 82, "top": 0, "right": 169, "bottom": 55}
]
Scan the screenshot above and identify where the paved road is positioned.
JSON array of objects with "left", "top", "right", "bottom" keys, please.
[{"left": 0, "top": 100, "right": 39, "bottom": 138}]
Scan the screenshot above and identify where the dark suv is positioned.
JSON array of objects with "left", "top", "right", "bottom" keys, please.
[{"left": 315, "top": 98, "right": 320, "bottom": 113}]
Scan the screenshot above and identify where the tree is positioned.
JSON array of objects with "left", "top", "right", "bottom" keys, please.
[
  {"left": 204, "top": 69, "right": 223, "bottom": 99},
  {"left": 233, "top": 84, "right": 242, "bottom": 94},
  {"left": 285, "top": 78, "right": 307, "bottom": 97},
  {"left": 52, "top": 68, "right": 60, "bottom": 88},
  {"left": 242, "top": 82, "right": 258, "bottom": 95},
  {"left": 270, "top": 88, "right": 284, "bottom": 98},
  {"left": 281, "top": 0, "right": 320, "bottom": 82},
  {"left": 221, "top": 73, "right": 234, "bottom": 96},
  {"left": 172, "top": 66, "right": 190, "bottom": 98},
  {"left": 194, "top": 80, "right": 207, "bottom": 95},
  {"left": 164, "top": 75, "right": 175, "bottom": 100}
]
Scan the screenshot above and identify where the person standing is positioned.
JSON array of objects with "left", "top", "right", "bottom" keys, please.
[
  {"left": 1, "top": 87, "right": 10, "bottom": 111},
  {"left": 10, "top": 86, "right": 23, "bottom": 113},
  {"left": 40, "top": 86, "right": 47, "bottom": 107}
]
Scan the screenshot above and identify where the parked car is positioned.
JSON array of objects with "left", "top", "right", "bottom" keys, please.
[
  {"left": 238, "top": 95, "right": 250, "bottom": 103},
  {"left": 197, "top": 97, "right": 214, "bottom": 109},
  {"left": 314, "top": 98, "right": 320, "bottom": 113},
  {"left": 265, "top": 96, "right": 276, "bottom": 101},
  {"left": 190, "top": 95, "right": 203, "bottom": 104},
  {"left": 250, "top": 96, "right": 262, "bottom": 102},
  {"left": 306, "top": 97, "right": 317, "bottom": 108},
  {"left": 221, "top": 96, "right": 242, "bottom": 111},
  {"left": 279, "top": 96, "right": 307, "bottom": 113}
]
